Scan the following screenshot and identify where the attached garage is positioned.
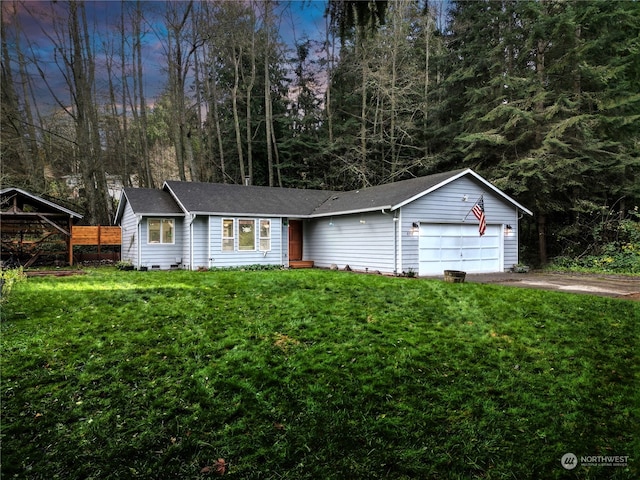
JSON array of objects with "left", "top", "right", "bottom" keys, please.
[{"left": 418, "top": 223, "right": 502, "bottom": 276}]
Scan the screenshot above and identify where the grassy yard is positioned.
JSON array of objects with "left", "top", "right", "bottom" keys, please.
[{"left": 1, "top": 269, "right": 638, "bottom": 479}]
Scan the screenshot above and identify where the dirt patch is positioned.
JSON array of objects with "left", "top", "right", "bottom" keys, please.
[
  {"left": 619, "top": 292, "right": 640, "bottom": 301},
  {"left": 457, "top": 272, "right": 640, "bottom": 300},
  {"left": 25, "top": 270, "right": 86, "bottom": 277}
]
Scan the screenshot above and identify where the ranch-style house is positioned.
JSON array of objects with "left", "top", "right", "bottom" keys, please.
[{"left": 114, "top": 168, "right": 532, "bottom": 276}]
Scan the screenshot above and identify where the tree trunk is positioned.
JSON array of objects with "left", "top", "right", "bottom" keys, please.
[
  {"left": 537, "top": 214, "right": 547, "bottom": 265},
  {"left": 135, "top": 0, "right": 153, "bottom": 187},
  {"left": 264, "top": 1, "right": 275, "bottom": 187},
  {"left": 69, "top": 1, "right": 110, "bottom": 224},
  {"left": 325, "top": 13, "right": 334, "bottom": 144},
  {"left": 246, "top": 4, "right": 256, "bottom": 185},
  {"left": 120, "top": 2, "right": 130, "bottom": 187},
  {"left": 232, "top": 47, "right": 246, "bottom": 182}
]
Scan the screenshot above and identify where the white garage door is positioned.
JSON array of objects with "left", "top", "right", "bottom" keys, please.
[{"left": 419, "top": 223, "right": 501, "bottom": 276}]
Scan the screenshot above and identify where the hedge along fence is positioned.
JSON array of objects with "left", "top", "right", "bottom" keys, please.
[{"left": 70, "top": 226, "right": 121, "bottom": 265}]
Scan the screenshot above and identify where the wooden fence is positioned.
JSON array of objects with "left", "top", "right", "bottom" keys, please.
[{"left": 70, "top": 226, "right": 121, "bottom": 265}]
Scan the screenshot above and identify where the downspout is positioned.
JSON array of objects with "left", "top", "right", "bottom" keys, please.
[
  {"left": 279, "top": 218, "right": 283, "bottom": 266},
  {"left": 393, "top": 211, "right": 399, "bottom": 275},
  {"left": 136, "top": 215, "right": 142, "bottom": 270},
  {"left": 189, "top": 214, "right": 196, "bottom": 271}
]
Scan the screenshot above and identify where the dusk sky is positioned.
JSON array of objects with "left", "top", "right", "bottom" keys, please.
[{"left": 3, "top": 1, "right": 329, "bottom": 114}]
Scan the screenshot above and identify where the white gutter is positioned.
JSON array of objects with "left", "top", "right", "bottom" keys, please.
[{"left": 188, "top": 214, "right": 196, "bottom": 271}]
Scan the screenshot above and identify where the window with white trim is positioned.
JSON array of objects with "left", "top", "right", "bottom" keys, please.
[
  {"left": 148, "top": 218, "right": 174, "bottom": 244},
  {"left": 259, "top": 219, "right": 271, "bottom": 251},
  {"left": 222, "top": 219, "right": 235, "bottom": 251},
  {"left": 238, "top": 219, "right": 255, "bottom": 251}
]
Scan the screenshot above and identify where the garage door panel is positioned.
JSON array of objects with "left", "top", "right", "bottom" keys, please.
[
  {"left": 440, "top": 248, "right": 462, "bottom": 261},
  {"left": 421, "top": 249, "right": 442, "bottom": 261},
  {"left": 419, "top": 224, "right": 501, "bottom": 275},
  {"left": 460, "top": 237, "right": 481, "bottom": 248}
]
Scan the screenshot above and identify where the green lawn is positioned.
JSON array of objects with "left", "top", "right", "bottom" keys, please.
[{"left": 1, "top": 269, "right": 638, "bottom": 479}]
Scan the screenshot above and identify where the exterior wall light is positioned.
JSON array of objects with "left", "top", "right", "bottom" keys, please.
[{"left": 504, "top": 224, "right": 513, "bottom": 237}]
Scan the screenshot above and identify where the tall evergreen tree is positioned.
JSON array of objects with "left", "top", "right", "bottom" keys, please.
[{"left": 438, "top": 0, "right": 640, "bottom": 263}]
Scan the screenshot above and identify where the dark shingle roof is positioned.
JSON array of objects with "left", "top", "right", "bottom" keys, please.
[
  {"left": 122, "top": 188, "right": 184, "bottom": 215},
  {"left": 311, "top": 169, "right": 467, "bottom": 216},
  {"left": 164, "top": 181, "right": 334, "bottom": 217},
  {"left": 118, "top": 168, "right": 533, "bottom": 220},
  {"left": 163, "top": 169, "right": 469, "bottom": 217}
]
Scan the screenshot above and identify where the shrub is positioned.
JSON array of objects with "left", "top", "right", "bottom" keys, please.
[
  {"left": 0, "top": 267, "right": 26, "bottom": 303},
  {"left": 549, "top": 208, "right": 640, "bottom": 274}
]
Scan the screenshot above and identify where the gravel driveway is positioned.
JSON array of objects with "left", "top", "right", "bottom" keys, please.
[{"left": 438, "top": 271, "right": 640, "bottom": 300}]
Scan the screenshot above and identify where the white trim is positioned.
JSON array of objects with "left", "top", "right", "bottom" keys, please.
[
  {"left": 147, "top": 218, "right": 176, "bottom": 245},
  {"left": 238, "top": 218, "right": 257, "bottom": 252},
  {"left": 221, "top": 218, "right": 235, "bottom": 252},
  {"left": 189, "top": 214, "right": 195, "bottom": 270},
  {"left": 259, "top": 219, "right": 272, "bottom": 252},
  {"left": 397, "top": 209, "right": 403, "bottom": 274},
  {"left": 137, "top": 218, "right": 142, "bottom": 269}
]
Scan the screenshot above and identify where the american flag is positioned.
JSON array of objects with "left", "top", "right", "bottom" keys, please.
[{"left": 472, "top": 196, "right": 486, "bottom": 236}]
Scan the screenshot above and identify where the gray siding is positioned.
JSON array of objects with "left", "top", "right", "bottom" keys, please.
[
  {"left": 305, "top": 212, "right": 397, "bottom": 273},
  {"left": 190, "top": 216, "right": 209, "bottom": 269},
  {"left": 399, "top": 176, "right": 520, "bottom": 273},
  {"left": 207, "top": 216, "right": 285, "bottom": 268},
  {"left": 181, "top": 216, "right": 191, "bottom": 269},
  {"left": 139, "top": 217, "right": 185, "bottom": 270},
  {"left": 120, "top": 202, "right": 139, "bottom": 267}
]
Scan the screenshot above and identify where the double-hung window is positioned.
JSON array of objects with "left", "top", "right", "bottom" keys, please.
[
  {"left": 148, "top": 219, "right": 174, "bottom": 244},
  {"left": 222, "top": 219, "right": 235, "bottom": 251},
  {"left": 259, "top": 219, "right": 271, "bottom": 251}
]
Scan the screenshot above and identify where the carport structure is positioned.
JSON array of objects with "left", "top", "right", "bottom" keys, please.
[{"left": 1, "top": 187, "right": 83, "bottom": 267}]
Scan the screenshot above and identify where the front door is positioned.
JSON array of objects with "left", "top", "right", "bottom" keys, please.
[{"left": 289, "top": 220, "right": 303, "bottom": 261}]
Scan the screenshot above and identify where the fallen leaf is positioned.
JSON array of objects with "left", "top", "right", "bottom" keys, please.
[{"left": 214, "top": 458, "right": 226, "bottom": 475}]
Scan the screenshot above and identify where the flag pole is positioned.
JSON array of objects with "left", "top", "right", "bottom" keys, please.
[{"left": 462, "top": 194, "right": 484, "bottom": 222}]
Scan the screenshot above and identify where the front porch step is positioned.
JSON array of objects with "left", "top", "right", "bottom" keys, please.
[{"left": 289, "top": 260, "right": 314, "bottom": 269}]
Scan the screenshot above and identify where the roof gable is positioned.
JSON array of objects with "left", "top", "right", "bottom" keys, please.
[
  {"left": 391, "top": 169, "right": 532, "bottom": 215},
  {"left": 115, "top": 188, "right": 184, "bottom": 223}
]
